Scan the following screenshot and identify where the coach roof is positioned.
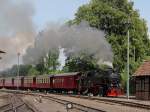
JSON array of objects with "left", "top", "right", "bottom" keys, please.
[{"left": 52, "top": 72, "right": 81, "bottom": 77}]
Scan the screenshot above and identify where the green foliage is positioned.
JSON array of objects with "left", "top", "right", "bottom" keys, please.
[
  {"left": 63, "top": 52, "right": 99, "bottom": 72},
  {"left": 34, "top": 49, "right": 60, "bottom": 74},
  {"left": 71, "top": 0, "right": 150, "bottom": 75},
  {"left": 44, "top": 50, "right": 60, "bottom": 73},
  {"left": 69, "top": 0, "right": 150, "bottom": 90},
  {"left": 144, "top": 56, "right": 150, "bottom": 61},
  {"left": 99, "top": 64, "right": 111, "bottom": 70},
  {"left": 19, "top": 65, "right": 32, "bottom": 76},
  {"left": 0, "top": 64, "right": 33, "bottom": 77},
  {"left": 0, "top": 50, "right": 60, "bottom": 77},
  {"left": 28, "top": 66, "right": 40, "bottom": 76}
]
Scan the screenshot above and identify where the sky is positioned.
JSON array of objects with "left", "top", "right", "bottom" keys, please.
[
  {"left": 32, "top": 0, "right": 150, "bottom": 34},
  {"left": 0, "top": 0, "right": 150, "bottom": 70},
  {"left": 32, "top": 0, "right": 90, "bottom": 31},
  {"left": 133, "top": 0, "right": 150, "bottom": 34}
]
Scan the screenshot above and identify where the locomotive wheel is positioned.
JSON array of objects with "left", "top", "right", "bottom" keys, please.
[{"left": 91, "top": 88, "right": 99, "bottom": 96}]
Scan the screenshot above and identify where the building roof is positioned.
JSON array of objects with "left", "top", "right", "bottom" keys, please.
[{"left": 134, "top": 61, "right": 150, "bottom": 77}]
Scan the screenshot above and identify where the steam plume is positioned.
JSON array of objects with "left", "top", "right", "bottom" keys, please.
[
  {"left": 0, "top": 0, "right": 35, "bottom": 70},
  {"left": 23, "top": 22, "right": 113, "bottom": 66}
]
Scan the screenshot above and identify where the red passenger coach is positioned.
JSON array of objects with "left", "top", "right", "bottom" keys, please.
[
  {"left": 52, "top": 72, "right": 81, "bottom": 92},
  {"left": 13, "top": 77, "right": 23, "bottom": 88},
  {"left": 24, "top": 76, "right": 36, "bottom": 89},
  {"left": 0, "top": 78, "right": 4, "bottom": 88},
  {"left": 36, "top": 75, "right": 51, "bottom": 89},
  {"left": 4, "top": 77, "right": 13, "bottom": 88}
]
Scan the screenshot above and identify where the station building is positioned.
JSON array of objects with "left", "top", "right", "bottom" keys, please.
[{"left": 133, "top": 60, "right": 150, "bottom": 100}]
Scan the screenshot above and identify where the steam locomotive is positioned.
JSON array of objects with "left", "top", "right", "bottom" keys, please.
[
  {"left": 79, "top": 68, "right": 122, "bottom": 96},
  {"left": 0, "top": 68, "right": 122, "bottom": 97}
]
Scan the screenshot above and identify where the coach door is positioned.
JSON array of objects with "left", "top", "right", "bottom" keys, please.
[
  {"left": 3, "top": 79, "right": 5, "bottom": 86},
  {"left": 12, "top": 78, "right": 14, "bottom": 87},
  {"left": 50, "top": 76, "right": 53, "bottom": 88},
  {"left": 21, "top": 77, "right": 24, "bottom": 88},
  {"left": 33, "top": 77, "right": 36, "bottom": 88}
]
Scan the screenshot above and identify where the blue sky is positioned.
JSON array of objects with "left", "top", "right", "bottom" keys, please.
[
  {"left": 32, "top": 0, "right": 90, "bottom": 30},
  {"left": 32, "top": 0, "right": 150, "bottom": 33},
  {"left": 133, "top": 0, "right": 150, "bottom": 33}
]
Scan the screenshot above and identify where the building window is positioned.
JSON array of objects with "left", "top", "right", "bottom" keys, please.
[{"left": 140, "top": 78, "right": 145, "bottom": 91}]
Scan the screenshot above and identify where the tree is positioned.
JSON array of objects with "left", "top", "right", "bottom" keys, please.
[
  {"left": 44, "top": 50, "right": 60, "bottom": 72},
  {"left": 28, "top": 66, "right": 40, "bottom": 76},
  {"left": 70, "top": 0, "right": 150, "bottom": 75},
  {"left": 0, "top": 64, "right": 32, "bottom": 77},
  {"left": 18, "top": 65, "right": 32, "bottom": 76},
  {"left": 35, "top": 57, "right": 46, "bottom": 74},
  {"left": 63, "top": 52, "right": 98, "bottom": 72}
]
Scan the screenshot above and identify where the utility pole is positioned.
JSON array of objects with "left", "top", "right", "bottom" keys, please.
[
  {"left": 134, "top": 46, "right": 135, "bottom": 62},
  {"left": 127, "top": 0, "right": 132, "bottom": 100},
  {"left": 17, "top": 52, "right": 20, "bottom": 90},
  {"left": 127, "top": 29, "right": 130, "bottom": 99}
]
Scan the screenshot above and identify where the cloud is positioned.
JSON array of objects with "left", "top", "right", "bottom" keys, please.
[{"left": 0, "top": 0, "right": 35, "bottom": 70}]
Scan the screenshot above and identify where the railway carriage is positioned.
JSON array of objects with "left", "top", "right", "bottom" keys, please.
[
  {"left": 0, "top": 78, "right": 4, "bottom": 88},
  {"left": 52, "top": 72, "right": 81, "bottom": 93},
  {"left": 0, "top": 70, "right": 122, "bottom": 97},
  {"left": 36, "top": 75, "right": 51, "bottom": 89},
  {"left": 23, "top": 76, "right": 36, "bottom": 89},
  {"left": 4, "top": 77, "right": 14, "bottom": 89},
  {"left": 13, "top": 76, "right": 23, "bottom": 88}
]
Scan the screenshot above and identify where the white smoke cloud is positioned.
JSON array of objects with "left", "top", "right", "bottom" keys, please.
[
  {"left": 23, "top": 22, "right": 113, "bottom": 66},
  {"left": 0, "top": 0, "right": 35, "bottom": 70},
  {"left": 0, "top": 1, "right": 113, "bottom": 70}
]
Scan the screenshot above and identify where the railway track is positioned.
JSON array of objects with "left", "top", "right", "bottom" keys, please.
[
  {"left": 68, "top": 95, "right": 150, "bottom": 110},
  {"left": 1, "top": 89, "right": 150, "bottom": 111},
  {"left": 40, "top": 95, "right": 106, "bottom": 112},
  {"left": 0, "top": 90, "right": 105, "bottom": 112},
  {"left": 30, "top": 92, "right": 150, "bottom": 111},
  {"left": 0, "top": 94, "right": 38, "bottom": 112}
]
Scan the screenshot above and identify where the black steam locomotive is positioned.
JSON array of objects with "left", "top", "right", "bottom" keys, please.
[{"left": 79, "top": 68, "right": 122, "bottom": 96}]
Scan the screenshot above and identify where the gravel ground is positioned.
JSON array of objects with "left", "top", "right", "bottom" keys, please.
[
  {"left": 46, "top": 94, "right": 150, "bottom": 112},
  {"left": 23, "top": 95, "right": 71, "bottom": 112},
  {"left": 0, "top": 90, "right": 149, "bottom": 112},
  {"left": 95, "top": 96, "right": 150, "bottom": 106},
  {"left": 0, "top": 93, "right": 9, "bottom": 107}
]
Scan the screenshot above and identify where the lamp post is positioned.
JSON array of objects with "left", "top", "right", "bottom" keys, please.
[
  {"left": 17, "top": 52, "right": 20, "bottom": 90},
  {"left": 127, "top": 28, "right": 130, "bottom": 99},
  {"left": 127, "top": 0, "right": 132, "bottom": 99}
]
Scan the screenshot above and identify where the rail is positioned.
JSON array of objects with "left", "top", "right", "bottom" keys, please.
[
  {"left": 1, "top": 89, "right": 150, "bottom": 111},
  {"left": 0, "top": 93, "right": 38, "bottom": 112}
]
